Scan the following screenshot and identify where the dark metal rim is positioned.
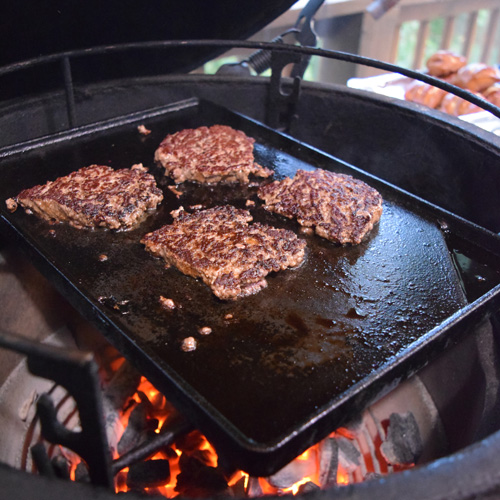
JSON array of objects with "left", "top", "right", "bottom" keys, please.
[{"left": 1, "top": 39, "right": 499, "bottom": 121}]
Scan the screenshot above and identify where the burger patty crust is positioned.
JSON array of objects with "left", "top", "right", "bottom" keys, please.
[
  {"left": 258, "top": 169, "right": 383, "bottom": 245},
  {"left": 154, "top": 125, "right": 273, "bottom": 184},
  {"left": 141, "top": 205, "right": 306, "bottom": 300},
  {"left": 6, "top": 164, "right": 163, "bottom": 230}
]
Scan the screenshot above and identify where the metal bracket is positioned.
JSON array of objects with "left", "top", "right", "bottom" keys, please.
[
  {"left": 266, "top": 49, "right": 302, "bottom": 133},
  {"left": 0, "top": 330, "right": 113, "bottom": 489}
]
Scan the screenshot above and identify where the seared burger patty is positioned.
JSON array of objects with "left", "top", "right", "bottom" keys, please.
[
  {"left": 7, "top": 164, "right": 163, "bottom": 230},
  {"left": 141, "top": 205, "right": 306, "bottom": 300},
  {"left": 154, "top": 125, "right": 272, "bottom": 184},
  {"left": 258, "top": 169, "right": 383, "bottom": 245}
]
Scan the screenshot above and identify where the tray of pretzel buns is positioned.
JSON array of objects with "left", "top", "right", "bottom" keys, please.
[{"left": 348, "top": 50, "right": 500, "bottom": 122}]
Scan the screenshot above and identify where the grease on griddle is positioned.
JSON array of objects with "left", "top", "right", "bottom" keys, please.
[{"left": 98, "top": 295, "right": 131, "bottom": 315}]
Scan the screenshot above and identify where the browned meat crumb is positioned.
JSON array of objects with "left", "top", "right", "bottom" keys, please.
[
  {"left": 181, "top": 337, "right": 197, "bottom": 352},
  {"left": 9, "top": 164, "right": 163, "bottom": 230},
  {"left": 137, "top": 124, "right": 151, "bottom": 135},
  {"left": 198, "top": 326, "right": 212, "bottom": 335},
  {"left": 159, "top": 296, "right": 176, "bottom": 310},
  {"left": 98, "top": 254, "right": 108, "bottom": 262},
  {"left": 224, "top": 313, "right": 234, "bottom": 320},
  {"left": 5, "top": 198, "right": 17, "bottom": 212},
  {"left": 167, "top": 185, "right": 184, "bottom": 198},
  {"left": 141, "top": 205, "right": 306, "bottom": 300},
  {"left": 258, "top": 169, "right": 383, "bottom": 245},
  {"left": 154, "top": 125, "right": 273, "bottom": 184},
  {"left": 245, "top": 199, "right": 256, "bottom": 207}
]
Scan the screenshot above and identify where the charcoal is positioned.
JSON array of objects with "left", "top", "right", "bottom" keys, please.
[
  {"left": 175, "top": 454, "right": 228, "bottom": 497},
  {"left": 126, "top": 459, "right": 171, "bottom": 489},
  {"left": 103, "top": 361, "right": 141, "bottom": 409},
  {"left": 74, "top": 461, "right": 90, "bottom": 483},
  {"left": 364, "top": 472, "right": 383, "bottom": 481},
  {"left": 381, "top": 412, "right": 423, "bottom": 465},
  {"left": 246, "top": 477, "right": 263, "bottom": 497},
  {"left": 267, "top": 454, "right": 317, "bottom": 489},
  {"left": 190, "top": 449, "right": 214, "bottom": 467},
  {"left": 51, "top": 455, "right": 70, "bottom": 479},
  {"left": 175, "top": 430, "right": 206, "bottom": 454},
  {"left": 337, "top": 436, "right": 361, "bottom": 471},
  {"left": 319, "top": 437, "right": 338, "bottom": 487},
  {"left": 298, "top": 481, "right": 321, "bottom": 494},
  {"left": 163, "top": 446, "right": 179, "bottom": 461},
  {"left": 230, "top": 476, "right": 247, "bottom": 497},
  {"left": 102, "top": 360, "right": 142, "bottom": 454},
  {"left": 118, "top": 401, "right": 150, "bottom": 455}
]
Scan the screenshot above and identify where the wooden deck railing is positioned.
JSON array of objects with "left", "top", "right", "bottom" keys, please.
[{"left": 358, "top": 0, "right": 500, "bottom": 77}]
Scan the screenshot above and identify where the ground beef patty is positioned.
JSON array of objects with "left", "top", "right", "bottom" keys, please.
[
  {"left": 154, "top": 125, "right": 273, "bottom": 184},
  {"left": 6, "top": 164, "right": 163, "bottom": 230},
  {"left": 258, "top": 169, "right": 383, "bottom": 245},
  {"left": 141, "top": 205, "right": 306, "bottom": 300}
]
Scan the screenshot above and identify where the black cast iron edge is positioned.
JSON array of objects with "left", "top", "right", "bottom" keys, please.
[
  {"left": 2, "top": 97, "right": 500, "bottom": 476},
  {"left": 0, "top": 97, "right": 200, "bottom": 159}
]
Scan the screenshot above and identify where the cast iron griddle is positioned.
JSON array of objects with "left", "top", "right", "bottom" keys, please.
[{"left": 1, "top": 98, "right": 500, "bottom": 475}]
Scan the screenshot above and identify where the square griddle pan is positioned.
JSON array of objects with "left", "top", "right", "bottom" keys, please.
[{"left": 2, "top": 98, "right": 500, "bottom": 476}]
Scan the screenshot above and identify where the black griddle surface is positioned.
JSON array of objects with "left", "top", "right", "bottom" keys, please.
[{"left": 1, "top": 99, "right": 500, "bottom": 475}]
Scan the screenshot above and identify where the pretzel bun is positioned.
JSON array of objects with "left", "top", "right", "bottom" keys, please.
[
  {"left": 454, "top": 63, "right": 500, "bottom": 92},
  {"left": 482, "top": 85, "right": 500, "bottom": 107},
  {"left": 439, "top": 92, "right": 482, "bottom": 116},
  {"left": 405, "top": 81, "right": 447, "bottom": 108},
  {"left": 426, "top": 50, "right": 466, "bottom": 77}
]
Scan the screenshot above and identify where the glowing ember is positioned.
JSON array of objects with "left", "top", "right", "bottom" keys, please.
[{"left": 47, "top": 357, "right": 415, "bottom": 497}]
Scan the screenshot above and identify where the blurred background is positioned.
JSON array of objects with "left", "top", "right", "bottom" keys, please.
[{"left": 202, "top": 0, "right": 500, "bottom": 85}]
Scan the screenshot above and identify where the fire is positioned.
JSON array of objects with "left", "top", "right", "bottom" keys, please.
[
  {"left": 110, "top": 371, "right": 335, "bottom": 497},
  {"left": 45, "top": 356, "right": 416, "bottom": 497}
]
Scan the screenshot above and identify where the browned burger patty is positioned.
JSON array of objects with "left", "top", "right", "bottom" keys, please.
[
  {"left": 6, "top": 164, "right": 163, "bottom": 230},
  {"left": 154, "top": 125, "right": 272, "bottom": 184},
  {"left": 141, "top": 205, "right": 306, "bottom": 300},
  {"left": 258, "top": 169, "right": 383, "bottom": 245}
]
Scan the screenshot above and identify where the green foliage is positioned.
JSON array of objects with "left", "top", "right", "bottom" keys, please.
[{"left": 396, "top": 9, "right": 500, "bottom": 69}]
